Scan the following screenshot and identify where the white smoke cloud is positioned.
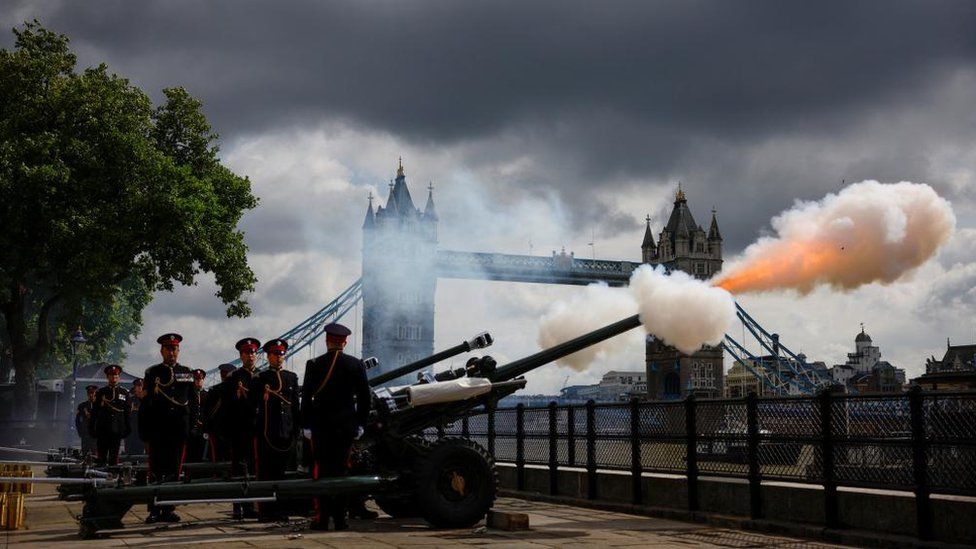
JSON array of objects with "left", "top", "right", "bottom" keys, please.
[
  {"left": 537, "top": 265, "right": 736, "bottom": 369},
  {"left": 715, "top": 181, "right": 956, "bottom": 294},
  {"left": 631, "top": 265, "right": 736, "bottom": 353},
  {"left": 537, "top": 283, "right": 640, "bottom": 371}
]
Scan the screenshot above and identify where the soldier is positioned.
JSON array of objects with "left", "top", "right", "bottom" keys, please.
[
  {"left": 185, "top": 369, "right": 208, "bottom": 463},
  {"left": 141, "top": 333, "right": 198, "bottom": 524},
  {"left": 226, "top": 337, "right": 261, "bottom": 520},
  {"left": 125, "top": 378, "right": 145, "bottom": 456},
  {"left": 301, "top": 323, "right": 371, "bottom": 531},
  {"left": 203, "top": 363, "right": 237, "bottom": 463},
  {"left": 75, "top": 385, "right": 98, "bottom": 458},
  {"left": 90, "top": 365, "right": 131, "bottom": 466},
  {"left": 250, "top": 338, "right": 299, "bottom": 522}
]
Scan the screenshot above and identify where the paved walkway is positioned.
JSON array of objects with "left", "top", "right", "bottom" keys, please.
[{"left": 4, "top": 484, "right": 846, "bottom": 548}]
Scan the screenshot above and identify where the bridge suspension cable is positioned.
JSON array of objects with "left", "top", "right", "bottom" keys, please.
[{"left": 204, "top": 278, "right": 363, "bottom": 385}]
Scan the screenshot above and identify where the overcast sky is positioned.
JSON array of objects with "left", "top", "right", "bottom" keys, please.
[{"left": 5, "top": 1, "right": 976, "bottom": 392}]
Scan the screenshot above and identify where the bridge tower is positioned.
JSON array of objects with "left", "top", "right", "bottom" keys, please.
[
  {"left": 642, "top": 185, "right": 725, "bottom": 399},
  {"left": 362, "top": 159, "right": 438, "bottom": 383}
]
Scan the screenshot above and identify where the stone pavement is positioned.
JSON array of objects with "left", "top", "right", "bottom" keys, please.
[{"left": 3, "top": 483, "right": 847, "bottom": 548}]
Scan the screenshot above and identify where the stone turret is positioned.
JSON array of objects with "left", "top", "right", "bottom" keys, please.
[
  {"left": 641, "top": 215, "right": 657, "bottom": 263},
  {"left": 708, "top": 208, "right": 722, "bottom": 259}
]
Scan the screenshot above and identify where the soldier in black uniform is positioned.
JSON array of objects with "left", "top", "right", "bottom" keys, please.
[
  {"left": 186, "top": 369, "right": 208, "bottom": 463},
  {"left": 300, "top": 323, "right": 371, "bottom": 531},
  {"left": 75, "top": 385, "right": 98, "bottom": 458},
  {"left": 226, "top": 337, "right": 261, "bottom": 520},
  {"left": 250, "top": 338, "right": 299, "bottom": 522},
  {"left": 90, "top": 365, "right": 131, "bottom": 466},
  {"left": 141, "top": 333, "right": 198, "bottom": 524},
  {"left": 125, "top": 378, "right": 145, "bottom": 456},
  {"left": 203, "top": 363, "right": 237, "bottom": 463}
]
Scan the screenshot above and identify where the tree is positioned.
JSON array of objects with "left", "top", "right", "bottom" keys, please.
[{"left": 0, "top": 22, "right": 258, "bottom": 418}]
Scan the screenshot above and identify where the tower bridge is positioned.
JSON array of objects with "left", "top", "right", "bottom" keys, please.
[{"left": 208, "top": 160, "right": 832, "bottom": 397}]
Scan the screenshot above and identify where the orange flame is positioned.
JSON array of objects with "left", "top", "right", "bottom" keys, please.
[{"left": 713, "top": 240, "right": 847, "bottom": 295}]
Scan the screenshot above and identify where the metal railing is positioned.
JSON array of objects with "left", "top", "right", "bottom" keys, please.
[{"left": 437, "top": 386, "right": 976, "bottom": 541}]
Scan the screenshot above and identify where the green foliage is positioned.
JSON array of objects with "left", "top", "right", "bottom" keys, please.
[{"left": 0, "top": 21, "right": 258, "bottom": 408}]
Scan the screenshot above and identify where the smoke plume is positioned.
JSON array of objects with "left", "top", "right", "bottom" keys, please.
[
  {"left": 714, "top": 181, "right": 956, "bottom": 294},
  {"left": 537, "top": 283, "right": 640, "bottom": 371},
  {"left": 537, "top": 265, "right": 736, "bottom": 369},
  {"left": 631, "top": 265, "right": 735, "bottom": 353}
]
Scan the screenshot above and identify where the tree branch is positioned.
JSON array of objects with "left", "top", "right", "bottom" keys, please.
[{"left": 33, "top": 292, "right": 62, "bottom": 358}]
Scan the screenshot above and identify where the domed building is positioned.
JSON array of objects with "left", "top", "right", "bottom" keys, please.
[{"left": 829, "top": 326, "right": 905, "bottom": 393}]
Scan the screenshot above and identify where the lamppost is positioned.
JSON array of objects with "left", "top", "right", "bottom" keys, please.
[{"left": 69, "top": 327, "right": 86, "bottom": 442}]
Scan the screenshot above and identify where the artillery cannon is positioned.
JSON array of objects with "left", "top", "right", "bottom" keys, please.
[{"left": 69, "top": 315, "right": 641, "bottom": 538}]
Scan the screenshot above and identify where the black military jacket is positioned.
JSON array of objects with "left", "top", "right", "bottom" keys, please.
[
  {"left": 300, "top": 351, "right": 371, "bottom": 436},
  {"left": 250, "top": 368, "right": 300, "bottom": 450},
  {"left": 223, "top": 367, "right": 258, "bottom": 437},
  {"left": 141, "top": 362, "right": 198, "bottom": 442},
  {"left": 76, "top": 400, "right": 96, "bottom": 439},
  {"left": 91, "top": 385, "right": 132, "bottom": 439},
  {"left": 201, "top": 382, "right": 222, "bottom": 435}
]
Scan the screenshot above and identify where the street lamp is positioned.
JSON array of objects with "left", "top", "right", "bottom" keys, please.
[{"left": 69, "top": 327, "right": 86, "bottom": 444}]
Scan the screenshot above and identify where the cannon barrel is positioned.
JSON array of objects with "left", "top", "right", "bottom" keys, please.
[
  {"left": 81, "top": 475, "right": 395, "bottom": 503},
  {"left": 489, "top": 314, "right": 641, "bottom": 382},
  {"left": 369, "top": 332, "right": 492, "bottom": 387}
]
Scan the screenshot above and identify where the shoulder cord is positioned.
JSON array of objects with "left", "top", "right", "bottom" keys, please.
[
  {"left": 152, "top": 363, "right": 188, "bottom": 406},
  {"left": 236, "top": 370, "right": 251, "bottom": 399},
  {"left": 100, "top": 387, "right": 128, "bottom": 413},
  {"left": 311, "top": 350, "right": 342, "bottom": 401},
  {"left": 263, "top": 369, "right": 295, "bottom": 453}
]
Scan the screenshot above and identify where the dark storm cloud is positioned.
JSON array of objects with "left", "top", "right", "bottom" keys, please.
[
  {"left": 21, "top": 1, "right": 972, "bottom": 139},
  {"left": 6, "top": 1, "right": 976, "bottom": 252}
]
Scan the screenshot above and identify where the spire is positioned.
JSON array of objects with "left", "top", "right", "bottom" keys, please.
[
  {"left": 385, "top": 179, "right": 397, "bottom": 211},
  {"left": 362, "top": 191, "right": 375, "bottom": 229},
  {"left": 423, "top": 182, "right": 438, "bottom": 221},
  {"left": 641, "top": 214, "right": 656, "bottom": 250},
  {"left": 675, "top": 181, "right": 686, "bottom": 203},
  {"left": 708, "top": 207, "right": 722, "bottom": 240},
  {"left": 397, "top": 156, "right": 404, "bottom": 178}
]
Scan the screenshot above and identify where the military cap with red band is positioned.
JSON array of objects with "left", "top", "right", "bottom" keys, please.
[
  {"left": 191, "top": 369, "right": 207, "bottom": 380},
  {"left": 103, "top": 364, "right": 122, "bottom": 375},
  {"left": 85, "top": 385, "right": 98, "bottom": 392},
  {"left": 235, "top": 337, "right": 261, "bottom": 353},
  {"left": 263, "top": 338, "right": 289, "bottom": 355},
  {"left": 157, "top": 333, "right": 183, "bottom": 347}
]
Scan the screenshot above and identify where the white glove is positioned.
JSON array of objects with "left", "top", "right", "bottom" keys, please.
[
  {"left": 203, "top": 433, "right": 209, "bottom": 440},
  {"left": 354, "top": 426, "right": 364, "bottom": 440},
  {"left": 302, "top": 428, "right": 312, "bottom": 439}
]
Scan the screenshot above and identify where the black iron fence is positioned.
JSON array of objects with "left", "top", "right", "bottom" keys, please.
[{"left": 437, "top": 386, "right": 976, "bottom": 540}]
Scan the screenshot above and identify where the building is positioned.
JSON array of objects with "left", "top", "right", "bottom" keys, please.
[
  {"left": 557, "top": 370, "right": 647, "bottom": 403},
  {"left": 725, "top": 360, "right": 774, "bottom": 398},
  {"left": 643, "top": 186, "right": 725, "bottom": 399},
  {"left": 912, "top": 342, "right": 976, "bottom": 391},
  {"left": 830, "top": 327, "right": 905, "bottom": 393},
  {"left": 361, "top": 159, "right": 439, "bottom": 384}
]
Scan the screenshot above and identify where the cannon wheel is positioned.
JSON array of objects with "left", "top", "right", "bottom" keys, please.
[{"left": 414, "top": 437, "right": 496, "bottom": 528}]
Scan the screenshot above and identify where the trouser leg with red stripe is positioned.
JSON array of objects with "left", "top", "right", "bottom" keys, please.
[
  {"left": 311, "top": 430, "right": 353, "bottom": 524},
  {"left": 146, "top": 436, "right": 187, "bottom": 516}
]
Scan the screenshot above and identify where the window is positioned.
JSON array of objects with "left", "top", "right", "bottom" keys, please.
[{"left": 397, "top": 324, "right": 423, "bottom": 340}]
